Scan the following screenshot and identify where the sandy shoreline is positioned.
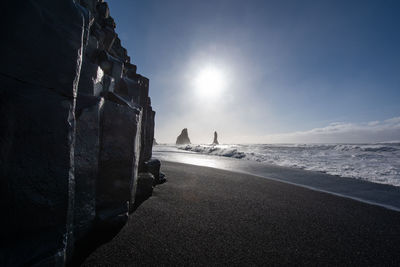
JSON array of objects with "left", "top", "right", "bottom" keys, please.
[
  {"left": 83, "top": 161, "right": 400, "bottom": 266},
  {"left": 154, "top": 149, "right": 400, "bottom": 212}
]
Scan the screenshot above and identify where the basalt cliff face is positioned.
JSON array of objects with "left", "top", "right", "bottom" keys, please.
[{"left": 0, "top": 1, "right": 160, "bottom": 266}]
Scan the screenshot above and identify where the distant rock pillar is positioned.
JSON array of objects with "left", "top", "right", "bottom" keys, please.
[
  {"left": 176, "top": 128, "right": 191, "bottom": 145},
  {"left": 213, "top": 131, "right": 219, "bottom": 145}
]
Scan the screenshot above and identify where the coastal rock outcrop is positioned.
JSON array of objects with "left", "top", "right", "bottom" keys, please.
[
  {"left": 213, "top": 131, "right": 219, "bottom": 145},
  {"left": 176, "top": 128, "right": 191, "bottom": 145},
  {"left": 0, "top": 1, "right": 159, "bottom": 266},
  {"left": 145, "top": 158, "right": 166, "bottom": 185}
]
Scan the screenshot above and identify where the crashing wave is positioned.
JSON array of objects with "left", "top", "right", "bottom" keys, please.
[
  {"left": 175, "top": 143, "right": 400, "bottom": 187},
  {"left": 333, "top": 144, "right": 399, "bottom": 152},
  {"left": 180, "top": 145, "right": 246, "bottom": 159}
]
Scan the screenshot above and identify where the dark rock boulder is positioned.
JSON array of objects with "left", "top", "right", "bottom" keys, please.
[
  {"left": 176, "top": 128, "right": 191, "bottom": 145},
  {"left": 213, "top": 131, "right": 219, "bottom": 145},
  {"left": 144, "top": 158, "right": 166, "bottom": 185},
  {"left": 145, "top": 159, "right": 161, "bottom": 180}
]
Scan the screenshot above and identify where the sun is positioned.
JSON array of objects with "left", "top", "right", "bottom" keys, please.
[{"left": 194, "top": 66, "right": 226, "bottom": 98}]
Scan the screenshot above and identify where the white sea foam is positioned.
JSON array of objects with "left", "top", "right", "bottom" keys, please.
[{"left": 175, "top": 143, "right": 400, "bottom": 187}]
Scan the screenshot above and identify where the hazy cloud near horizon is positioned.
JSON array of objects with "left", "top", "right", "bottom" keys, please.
[{"left": 236, "top": 117, "right": 400, "bottom": 144}]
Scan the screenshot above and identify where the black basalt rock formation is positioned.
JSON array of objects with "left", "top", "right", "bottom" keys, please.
[
  {"left": 145, "top": 158, "right": 166, "bottom": 185},
  {"left": 0, "top": 1, "right": 161, "bottom": 266},
  {"left": 213, "top": 131, "right": 219, "bottom": 145},
  {"left": 176, "top": 128, "right": 191, "bottom": 145}
]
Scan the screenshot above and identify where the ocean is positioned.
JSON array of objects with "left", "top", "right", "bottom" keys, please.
[{"left": 154, "top": 142, "right": 400, "bottom": 187}]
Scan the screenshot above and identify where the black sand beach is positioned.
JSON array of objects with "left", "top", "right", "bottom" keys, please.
[{"left": 83, "top": 161, "right": 400, "bottom": 266}]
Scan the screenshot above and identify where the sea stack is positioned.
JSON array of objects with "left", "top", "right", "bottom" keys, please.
[
  {"left": 176, "top": 128, "right": 191, "bottom": 145},
  {"left": 212, "top": 131, "right": 219, "bottom": 145}
]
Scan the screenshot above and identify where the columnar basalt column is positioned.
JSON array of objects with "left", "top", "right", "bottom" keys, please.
[{"left": 0, "top": 1, "right": 160, "bottom": 265}]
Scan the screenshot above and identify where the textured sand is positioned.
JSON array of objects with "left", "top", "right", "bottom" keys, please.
[{"left": 83, "top": 161, "right": 400, "bottom": 266}]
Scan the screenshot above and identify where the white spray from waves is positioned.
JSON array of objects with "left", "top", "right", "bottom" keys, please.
[{"left": 177, "top": 142, "right": 400, "bottom": 187}]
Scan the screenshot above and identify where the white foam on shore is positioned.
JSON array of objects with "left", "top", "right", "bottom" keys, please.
[
  {"left": 154, "top": 144, "right": 400, "bottom": 212},
  {"left": 175, "top": 143, "right": 400, "bottom": 187}
]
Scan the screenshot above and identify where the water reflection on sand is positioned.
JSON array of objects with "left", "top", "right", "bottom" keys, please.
[{"left": 153, "top": 145, "right": 400, "bottom": 212}]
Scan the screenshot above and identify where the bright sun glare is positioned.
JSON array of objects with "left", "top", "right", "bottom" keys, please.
[{"left": 194, "top": 66, "right": 226, "bottom": 98}]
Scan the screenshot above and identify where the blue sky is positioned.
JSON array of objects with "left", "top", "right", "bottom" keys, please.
[{"left": 108, "top": 0, "right": 400, "bottom": 143}]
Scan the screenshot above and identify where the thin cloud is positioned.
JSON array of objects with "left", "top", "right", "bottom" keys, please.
[{"left": 244, "top": 117, "right": 400, "bottom": 144}]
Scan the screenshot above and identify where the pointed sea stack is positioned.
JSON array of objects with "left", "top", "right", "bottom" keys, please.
[
  {"left": 212, "top": 131, "right": 219, "bottom": 145},
  {"left": 176, "top": 128, "right": 191, "bottom": 145}
]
